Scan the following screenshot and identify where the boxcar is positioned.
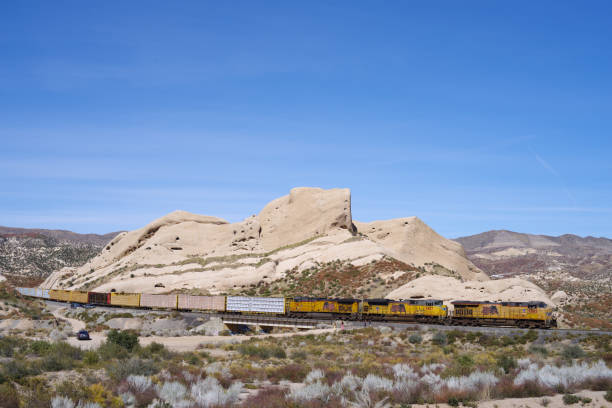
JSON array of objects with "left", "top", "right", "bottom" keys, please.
[
  {"left": 109, "top": 292, "right": 141, "bottom": 308},
  {"left": 226, "top": 296, "right": 286, "bottom": 314},
  {"left": 88, "top": 292, "right": 110, "bottom": 305},
  {"left": 451, "top": 300, "right": 555, "bottom": 328},
  {"left": 363, "top": 298, "right": 447, "bottom": 322},
  {"left": 69, "top": 291, "right": 89, "bottom": 304},
  {"left": 177, "top": 295, "right": 225, "bottom": 312},
  {"left": 38, "top": 288, "right": 50, "bottom": 299},
  {"left": 289, "top": 297, "right": 360, "bottom": 319},
  {"left": 140, "top": 294, "right": 177, "bottom": 309},
  {"left": 49, "top": 289, "right": 72, "bottom": 302}
]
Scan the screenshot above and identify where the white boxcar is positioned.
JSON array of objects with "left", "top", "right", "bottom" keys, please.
[
  {"left": 177, "top": 295, "right": 225, "bottom": 311},
  {"left": 140, "top": 294, "right": 177, "bottom": 309},
  {"left": 226, "top": 296, "right": 285, "bottom": 314},
  {"left": 38, "top": 289, "right": 50, "bottom": 299},
  {"left": 19, "top": 287, "right": 37, "bottom": 297}
]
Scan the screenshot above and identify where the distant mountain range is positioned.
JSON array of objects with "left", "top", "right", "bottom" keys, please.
[
  {"left": 0, "top": 226, "right": 120, "bottom": 282},
  {"left": 455, "top": 230, "right": 612, "bottom": 280}
]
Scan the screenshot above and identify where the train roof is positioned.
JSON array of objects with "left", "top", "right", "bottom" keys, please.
[
  {"left": 452, "top": 300, "right": 548, "bottom": 307},
  {"left": 292, "top": 297, "right": 359, "bottom": 303}
]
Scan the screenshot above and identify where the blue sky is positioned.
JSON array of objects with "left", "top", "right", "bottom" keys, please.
[{"left": 1, "top": 1, "right": 611, "bottom": 238}]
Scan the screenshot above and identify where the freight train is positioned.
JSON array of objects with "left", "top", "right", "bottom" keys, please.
[{"left": 16, "top": 288, "right": 557, "bottom": 329}]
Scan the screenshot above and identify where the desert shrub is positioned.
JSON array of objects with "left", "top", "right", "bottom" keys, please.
[
  {"left": 51, "top": 396, "right": 75, "bottom": 408},
  {"left": 562, "top": 394, "right": 580, "bottom": 405},
  {"left": 562, "top": 345, "right": 585, "bottom": 360},
  {"left": 87, "top": 383, "right": 124, "bottom": 407},
  {"left": 409, "top": 334, "right": 422, "bottom": 344},
  {"left": 107, "top": 329, "right": 139, "bottom": 352},
  {"left": 497, "top": 355, "right": 517, "bottom": 374},
  {"left": 0, "top": 336, "right": 20, "bottom": 357},
  {"left": 529, "top": 345, "right": 548, "bottom": 356},
  {"left": 0, "top": 383, "right": 19, "bottom": 408},
  {"left": 138, "top": 342, "right": 173, "bottom": 360},
  {"left": 20, "top": 377, "right": 51, "bottom": 408},
  {"left": 448, "top": 396, "right": 460, "bottom": 406},
  {"left": 40, "top": 342, "right": 82, "bottom": 371},
  {"left": 1, "top": 358, "right": 39, "bottom": 381},
  {"left": 432, "top": 332, "right": 447, "bottom": 346},
  {"left": 290, "top": 350, "right": 307, "bottom": 360},
  {"left": 54, "top": 380, "right": 90, "bottom": 402},
  {"left": 267, "top": 363, "right": 309, "bottom": 383},
  {"left": 83, "top": 350, "right": 100, "bottom": 365},
  {"left": 190, "top": 377, "right": 243, "bottom": 407},
  {"left": 514, "top": 360, "right": 612, "bottom": 391},
  {"left": 157, "top": 381, "right": 187, "bottom": 406},
  {"left": 98, "top": 341, "right": 130, "bottom": 361},
  {"left": 446, "top": 330, "right": 465, "bottom": 344},
  {"left": 238, "top": 344, "right": 286, "bottom": 359},
  {"left": 106, "top": 357, "right": 158, "bottom": 381},
  {"left": 29, "top": 340, "right": 52, "bottom": 356},
  {"left": 604, "top": 390, "right": 612, "bottom": 402}
]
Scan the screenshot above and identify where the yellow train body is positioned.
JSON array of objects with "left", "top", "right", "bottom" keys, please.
[
  {"left": 289, "top": 298, "right": 359, "bottom": 315},
  {"left": 363, "top": 299, "right": 448, "bottom": 319},
  {"left": 69, "top": 291, "right": 89, "bottom": 303},
  {"left": 49, "top": 289, "right": 72, "bottom": 302},
  {"left": 452, "top": 301, "right": 554, "bottom": 326},
  {"left": 110, "top": 293, "right": 141, "bottom": 308}
]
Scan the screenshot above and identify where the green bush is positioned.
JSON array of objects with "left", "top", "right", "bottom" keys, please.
[
  {"left": 409, "top": 334, "right": 423, "bottom": 344},
  {"left": 497, "top": 354, "right": 517, "bottom": 374},
  {"left": 604, "top": 390, "right": 612, "bottom": 403},
  {"left": 562, "top": 394, "right": 580, "bottom": 405},
  {"left": 106, "top": 329, "right": 139, "bottom": 352},
  {"left": 238, "top": 344, "right": 286, "bottom": 359},
  {"left": 98, "top": 341, "right": 130, "bottom": 361},
  {"left": 562, "top": 345, "right": 585, "bottom": 360},
  {"left": 29, "top": 340, "right": 52, "bottom": 356},
  {"left": 448, "top": 397, "right": 460, "bottom": 407},
  {"left": 105, "top": 357, "right": 158, "bottom": 381},
  {"left": 0, "top": 383, "right": 19, "bottom": 408},
  {"left": 432, "top": 331, "right": 447, "bottom": 346},
  {"left": 0, "top": 337, "right": 20, "bottom": 357},
  {"left": 83, "top": 350, "right": 100, "bottom": 365}
]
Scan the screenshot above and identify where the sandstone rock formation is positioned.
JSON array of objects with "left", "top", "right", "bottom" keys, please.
[{"left": 42, "top": 187, "right": 486, "bottom": 294}]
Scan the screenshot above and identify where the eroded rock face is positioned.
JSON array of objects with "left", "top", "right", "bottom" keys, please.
[
  {"left": 258, "top": 187, "right": 354, "bottom": 250},
  {"left": 355, "top": 218, "right": 487, "bottom": 281},
  {"left": 41, "top": 187, "right": 484, "bottom": 294}
]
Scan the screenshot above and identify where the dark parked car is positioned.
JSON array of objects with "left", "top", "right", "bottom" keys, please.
[{"left": 77, "top": 329, "right": 90, "bottom": 340}]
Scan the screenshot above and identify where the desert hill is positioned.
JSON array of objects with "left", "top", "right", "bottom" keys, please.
[
  {"left": 42, "top": 187, "right": 486, "bottom": 294},
  {"left": 455, "top": 229, "right": 612, "bottom": 281},
  {"left": 0, "top": 226, "right": 119, "bottom": 285}
]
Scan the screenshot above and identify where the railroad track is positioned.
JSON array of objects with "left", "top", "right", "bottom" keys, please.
[{"left": 45, "top": 300, "right": 612, "bottom": 337}]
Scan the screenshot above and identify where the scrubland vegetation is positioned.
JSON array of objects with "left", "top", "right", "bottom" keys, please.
[{"left": 0, "top": 321, "right": 610, "bottom": 407}]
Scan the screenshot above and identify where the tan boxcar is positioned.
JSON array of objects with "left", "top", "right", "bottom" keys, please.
[
  {"left": 177, "top": 295, "right": 225, "bottom": 311},
  {"left": 140, "top": 294, "right": 177, "bottom": 309},
  {"left": 69, "top": 291, "right": 89, "bottom": 304},
  {"left": 110, "top": 293, "right": 141, "bottom": 308},
  {"left": 49, "top": 289, "right": 72, "bottom": 302}
]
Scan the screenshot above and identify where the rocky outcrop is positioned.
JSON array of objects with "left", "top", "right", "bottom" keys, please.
[
  {"left": 355, "top": 218, "right": 487, "bottom": 281},
  {"left": 258, "top": 187, "right": 354, "bottom": 250},
  {"left": 42, "top": 187, "right": 484, "bottom": 294}
]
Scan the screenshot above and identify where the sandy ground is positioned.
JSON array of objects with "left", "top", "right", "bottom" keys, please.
[
  {"left": 50, "top": 305, "right": 338, "bottom": 351},
  {"left": 410, "top": 390, "right": 611, "bottom": 408}
]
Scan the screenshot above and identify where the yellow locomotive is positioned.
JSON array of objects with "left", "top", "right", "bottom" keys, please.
[
  {"left": 451, "top": 300, "right": 556, "bottom": 328},
  {"left": 363, "top": 298, "right": 448, "bottom": 323},
  {"left": 288, "top": 297, "right": 360, "bottom": 319}
]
